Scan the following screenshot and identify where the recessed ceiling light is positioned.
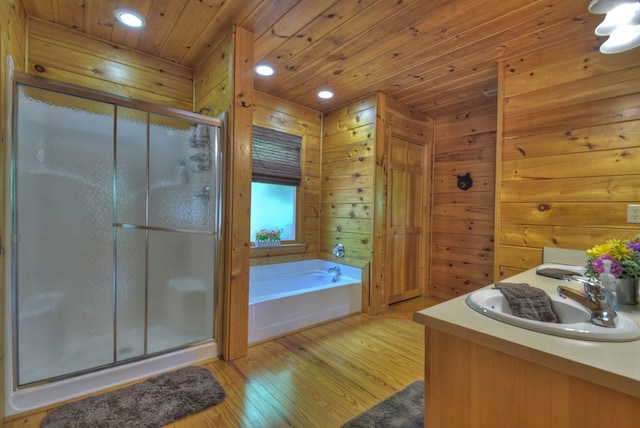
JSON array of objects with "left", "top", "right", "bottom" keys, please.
[
  {"left": 318, "top": 90, "right": 334, "bottom": 99},
  {"left": 255, "top": 64, "right": 274, "bottom": 76},
  {"left": 114, "top": 9, "right": 146, "bottom": 28}
]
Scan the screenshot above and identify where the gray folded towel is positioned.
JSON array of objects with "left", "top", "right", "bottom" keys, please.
[
  {"left": 536, "top": 268, "right": 582, "bottom": 280},
  {"left": 494, "top": 282, "right": 560, "bottom": 323}
]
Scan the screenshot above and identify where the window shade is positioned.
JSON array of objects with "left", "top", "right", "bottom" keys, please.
[{"left": 252, "top": 125, "right": 302, "bottom": 186}]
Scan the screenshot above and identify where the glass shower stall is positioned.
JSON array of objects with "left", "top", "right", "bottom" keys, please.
[{"left": 8, "top": 75, "right": 223, "bottom": 388}]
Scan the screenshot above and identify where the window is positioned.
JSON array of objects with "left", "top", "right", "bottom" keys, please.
[
  {"left": 250, "top": 126, "right": 302, "bottom": 243},
  {"left": 251, "top": 182, "right": 296, "bottom": 241}
]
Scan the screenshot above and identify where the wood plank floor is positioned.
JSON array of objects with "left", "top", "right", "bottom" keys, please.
[{"left": 5, "top": 296, "right": 442, "bottom": 428}]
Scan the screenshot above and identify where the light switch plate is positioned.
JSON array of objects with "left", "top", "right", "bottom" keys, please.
[{"left": 628, "top": 204, "right": 640, "bottom": 224}]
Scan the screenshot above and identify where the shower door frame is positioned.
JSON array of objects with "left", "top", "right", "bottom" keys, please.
[{"left": 7, "top": 72, "right": 226, "bottom": 388}]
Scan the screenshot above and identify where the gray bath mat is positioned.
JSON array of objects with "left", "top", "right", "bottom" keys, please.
[
  {"left": 40, "top": 366, "right": 226, "bottom": 428},
  {"left": 342, "top": 380, "right": 424, "bottom": 427}
]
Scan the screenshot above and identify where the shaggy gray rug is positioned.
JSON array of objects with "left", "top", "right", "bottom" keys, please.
[
  {"left": 40, "top": 366, "right": 226, "bottom": 428},
  {"left": 342, "top": 380, "right": 424, "bottom": 428}
]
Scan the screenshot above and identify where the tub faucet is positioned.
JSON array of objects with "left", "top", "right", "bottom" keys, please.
[
  {"left": 328, "top": 266, "right": 341, "bottom": 283},
  {"left": 333, "top": 243, "right": 345, "bottom": 258},
  {"left": 557, "top": 276, "right": 617, "bottom": 328}
]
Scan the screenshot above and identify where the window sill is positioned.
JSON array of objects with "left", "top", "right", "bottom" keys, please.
[{"left": 250, "top": 243, "right": 307, "bottom": 258}]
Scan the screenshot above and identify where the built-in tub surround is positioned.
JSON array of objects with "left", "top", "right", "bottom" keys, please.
[{"left": 249, "top": 259, "right": 362, "bottom": 344}]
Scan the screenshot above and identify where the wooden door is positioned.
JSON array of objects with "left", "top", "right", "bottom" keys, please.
[{"left": 387, "top": 135, "right": 425, "bottom": 304}]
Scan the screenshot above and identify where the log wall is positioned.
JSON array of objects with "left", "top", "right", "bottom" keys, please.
[
  {"left": 496, "top": 35, "right": 640, "bottom": 279},
  {"left": 431, "top": 105, "right": 497, "bottom": 299}
]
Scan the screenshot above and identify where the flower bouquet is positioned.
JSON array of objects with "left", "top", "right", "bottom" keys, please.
[
  {"left": 585, "top": 237, "right": 640, "bottom": 279},
  {"left": 254, "top": 228, "right": 284, "bottom": 247},
  {"left": 585, "top": 235, "right": 640, "bottom": 305}
]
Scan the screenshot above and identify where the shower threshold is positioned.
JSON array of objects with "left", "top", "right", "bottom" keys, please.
[{"left": 5, "top": 341, "right": 217, "bottom": 417}]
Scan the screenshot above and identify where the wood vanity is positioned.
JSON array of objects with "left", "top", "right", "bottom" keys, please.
[{"left": 414, "top": 267, "right": 640, "bottom": 427}]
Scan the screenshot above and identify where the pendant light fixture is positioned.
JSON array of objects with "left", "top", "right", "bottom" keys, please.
[{"left": 589, "top": 0, "right": 640, "bottom": 53}]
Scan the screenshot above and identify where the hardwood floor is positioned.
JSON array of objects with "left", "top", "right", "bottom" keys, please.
[{"left": 5, "top": 296, "right": 442, "bottom": 428}]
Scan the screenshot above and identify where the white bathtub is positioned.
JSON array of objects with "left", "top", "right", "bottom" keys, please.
[{"left": 249, "top": 259, "right": 362, "bottom": 344}]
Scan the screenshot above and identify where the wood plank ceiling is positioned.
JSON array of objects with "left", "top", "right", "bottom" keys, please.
[{"left": 20, "top": 0, "right": 598, "bottom": 118}]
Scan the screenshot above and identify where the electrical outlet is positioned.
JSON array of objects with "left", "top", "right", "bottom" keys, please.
[{"left": 628, "top": 204, "right": 640, "bottom": 224}]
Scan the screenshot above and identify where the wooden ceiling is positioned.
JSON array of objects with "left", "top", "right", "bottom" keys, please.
[{"left": 20, "top": 0, "right": 599, "bottom": 117}]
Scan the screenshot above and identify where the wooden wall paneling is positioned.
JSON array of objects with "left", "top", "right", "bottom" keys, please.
[
  {"left": 2, "top": 0, "right": 26, "bottom": 71},
  {"left": 502, "top": 121, "right": 640, "bottom": 161},
  {"left": 497, "top": 245, "right": 542, "bottom": 271},
  {"left": 494, "top": 58, "right": 506, "bottom": 282},
  {"left": 371, "top": 92, "right": 388, "bottom": 315},
  {"left": 503, "top": 48, "right": 640, "bottom": 99},
  {"left": 502, "top": 93, "right": 640, "bottom": 139},
  {"left": 26, "top": 19, "right": 194, "bottom": 111},
  {"left": 501, "top": 202, "right": 637, "bottom": 227},
  {"left": 193, "top": 29, "right": 234, "bottom": 361},
  {"left": 195, "top": 32, "right": 233, "bottom": 116},
  {"left": 499, "top": 224, "right": 640, "bottom": 251},
  {"left": 431, "top": 104, "right": 497, "bottom": 300},
  {"left": 496, "top": 34, "right": 640, "bottom": 279},
  {"left": 505, "top": 65, "right": 640, "bottom": 120},
  {"left": 222, "top": 25, "right": 253, "bottom": 360},
  {"left": 320, "top": 95, "right": 377, "bottom": 271},
  {"left": 250, "top": 91, "right": 323, "bottom": 264}
]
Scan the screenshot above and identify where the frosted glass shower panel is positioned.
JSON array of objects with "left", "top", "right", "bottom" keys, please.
[
  {"left": 15, "top": 86, "right": 114, "bottom": 385},
  {"left": 147, "top": 230, "right": 215, "bottom": 353},
  {"left": 116, "top": 107, "right": 148, "bottom": 225},
  {"left": 148, "top": 114, "right": 216, "bottom": 232},
  {"left": 115, "top": 228, "right": 146, "bottom": 361}
]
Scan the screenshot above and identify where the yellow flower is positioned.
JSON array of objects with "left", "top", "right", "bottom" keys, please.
[
  {"left": 587, "top": 243, "right": 611, "bottom": 258},
  {"left": 607, "top": 239, "right": 633, "bottom": 261}
]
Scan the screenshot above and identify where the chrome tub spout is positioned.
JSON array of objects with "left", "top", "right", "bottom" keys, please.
[{"left": 328, "top": 266, "right": 341, "bottom": 283}]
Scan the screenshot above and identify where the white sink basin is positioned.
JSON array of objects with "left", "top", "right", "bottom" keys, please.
[{"left": 465, "top": 289, "right": 640, "bottom": 342}]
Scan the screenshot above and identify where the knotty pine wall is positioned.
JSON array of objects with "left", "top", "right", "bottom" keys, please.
[
  {"left": 430, "top": 106, "right": 497, "bottom": 300},
  {"left": 194, "top": 31, "right": 232, "bottom": 117},
  {"left": 496, "top": 34, "right": 640, "bottom": 279},
  {"left": 250, "top": 91, "right": 323, "bottom": 265},
  {"left": 195, "top": 26, "right": 254, "bottom": 360},
  {"left": 26, "top": 19, "right": 193, "bottom": 111},
  {"left": 320, "top": 95, "right": 377, "bottom": 269},
  {"left": 1, "top": 0, "right": 28, "bottom": 420}
]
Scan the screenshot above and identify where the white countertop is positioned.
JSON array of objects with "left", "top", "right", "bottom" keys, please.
[{"left": 414, "top": 267, "right": 640, "bottom": 399}]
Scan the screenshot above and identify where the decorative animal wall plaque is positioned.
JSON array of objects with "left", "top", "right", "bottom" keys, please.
[{"left": 456, "top": 172, "right": 473, "bottom": 191}]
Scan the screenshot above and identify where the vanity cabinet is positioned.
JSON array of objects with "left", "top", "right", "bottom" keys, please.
[
  {"left": 423, "top": 327, "right": 639, "bottom": 427},
  {"left": 414, "top": 267, "right": 640, "bottom": 428}
]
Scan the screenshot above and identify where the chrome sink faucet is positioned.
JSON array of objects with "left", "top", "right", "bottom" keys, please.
[
  {"left": 328, "top": 266, "right": 341, "bottom": 283},
  {"left": 557, "top": 276, "right": 617, "bottom": 328}
]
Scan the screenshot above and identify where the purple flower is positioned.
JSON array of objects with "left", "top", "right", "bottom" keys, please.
[
  {"left": 592, "top": 254, "right": 624, "bottom": 277},
  {"left": 628, "top": 242, "right": 640, "bottom": 252}
]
